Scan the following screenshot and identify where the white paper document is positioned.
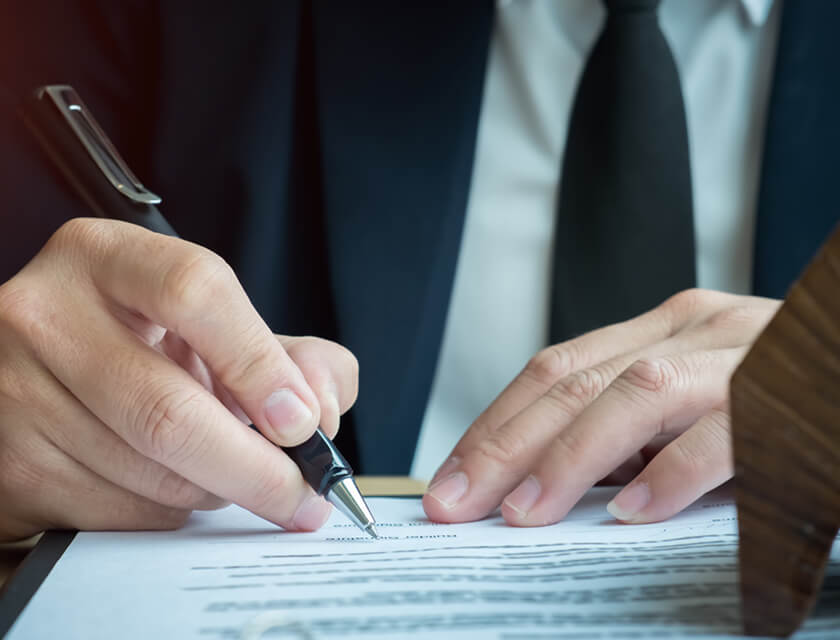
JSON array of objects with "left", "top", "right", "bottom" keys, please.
[{"left": 8, "top": 487, "right": 840, "bottom": 639}]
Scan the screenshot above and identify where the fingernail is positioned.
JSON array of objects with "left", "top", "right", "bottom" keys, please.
[
  {"left": 504, "top": 475, "right": 541, "bottom": 517},
  {"left": 607, "top": 481, "right": 651, "bottom": 522},
  {"left": 427, "top": 472, "right": 468, "bottom": 510},
  {"left": 265, "top": 389, "right": 314, "bottom": 438},
  {"left": 430, "top": 456, "right": 461, "bottom": 485},
  {"left": 292, "top": 495, "right": 332, "bottom": 531}
]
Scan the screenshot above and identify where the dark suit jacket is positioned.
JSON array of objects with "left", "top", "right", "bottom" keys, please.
[{"left": 0, "top": 1, "right": 837, "bottom": 473}]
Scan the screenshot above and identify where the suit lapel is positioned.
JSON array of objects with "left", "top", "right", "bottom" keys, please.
[
  {"left": 753, "top": 0, "right": 840, "bottom": 298},
  {"left": 313, "top": 2, "right": 494, "bottom": 472}
]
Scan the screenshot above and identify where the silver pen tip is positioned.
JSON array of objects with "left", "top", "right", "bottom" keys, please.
[{"left": 325, "top": 477, "right": 379, "bottom": 539}]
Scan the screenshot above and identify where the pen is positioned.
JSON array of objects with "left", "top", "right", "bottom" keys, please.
[{"left": 19, "top": 84, "right": 378, "bottom": 539}]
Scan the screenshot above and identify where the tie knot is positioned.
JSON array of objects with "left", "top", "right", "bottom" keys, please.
[{"left": 604, "top": 0, "right": 660, "bottom": 13}]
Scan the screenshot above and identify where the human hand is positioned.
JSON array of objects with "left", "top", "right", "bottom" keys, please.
[
  {"left": 423, "top": 289, "right": 779, "bottom": 526},
  {"left": 0, "top": 219, "right": 358, "bottom": 541}
]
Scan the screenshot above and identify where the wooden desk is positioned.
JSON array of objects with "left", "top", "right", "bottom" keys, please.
[
  {"left": 0, "top": 476, "right": 426, "bottom": 591},
  {"left": 356, "top": 475, "right": 425, "bottom": 497}
]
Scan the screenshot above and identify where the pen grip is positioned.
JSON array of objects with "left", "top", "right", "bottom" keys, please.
[
  {"left": 20, "top": 93, "right": 177, "bottom": 237},
  {"left": 282, "top": 428, "right": 354, "bottom": 496},
  {"left": 247, "top": 424, "right": 353, "bottom": 496}
]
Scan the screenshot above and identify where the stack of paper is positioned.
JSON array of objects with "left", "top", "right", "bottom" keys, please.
[{"left": 8, "top": 487, "right": 840, "bottom": 638}]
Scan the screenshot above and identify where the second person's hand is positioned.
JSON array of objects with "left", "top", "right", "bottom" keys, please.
[{"left": 422, "top": 289, "right": 779, "bottom": 526}]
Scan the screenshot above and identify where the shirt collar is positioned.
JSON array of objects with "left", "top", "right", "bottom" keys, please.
[
  {"left": 740, "top": 0, "right": 775, "bottom": 26},
  {"left": 494, "top": 0, "right": 776, "bottom": 28}
]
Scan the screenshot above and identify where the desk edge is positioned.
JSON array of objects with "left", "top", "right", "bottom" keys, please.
[{"left": 0, "top": 530, "right": 76, "bottom": 638}]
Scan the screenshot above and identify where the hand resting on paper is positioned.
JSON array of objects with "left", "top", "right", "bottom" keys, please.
[
  {"left": 423, "top": 289, "right": 780, "bottom": 527},
  {"left": 0, "top": 219, "right": 358, "bottom": 541}
]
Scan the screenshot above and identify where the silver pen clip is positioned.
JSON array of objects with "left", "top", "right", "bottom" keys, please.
[{"left": 37, "top": 84, "right": 162, "bottom": 205}]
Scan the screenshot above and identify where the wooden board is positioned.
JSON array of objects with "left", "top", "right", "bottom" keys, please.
[{"left": 732, "top": 225, "right": 840, "bottom": 636}]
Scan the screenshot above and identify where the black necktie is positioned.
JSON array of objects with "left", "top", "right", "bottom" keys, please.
[{"left": 549, "top": 0, "right": 695, "bottom": 343}]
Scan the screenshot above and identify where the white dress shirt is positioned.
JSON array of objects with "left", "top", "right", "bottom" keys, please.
[{"left": 411, "top": 0, "right": 780, "bottom": 480}]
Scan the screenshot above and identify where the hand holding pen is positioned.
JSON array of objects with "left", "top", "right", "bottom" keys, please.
[{"left": 0, "top": 86, "right": 374, "bottom": 541}]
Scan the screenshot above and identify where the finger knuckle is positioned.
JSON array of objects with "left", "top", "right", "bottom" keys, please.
[
  {"left": 550, "top": 432, "right": 586, "bottom": 468},
  {"left": 704, "top": 305, "right": 765, "bottom": 332},
  {"left": 475, "top": 429, "right": 531, "bottom": 469},
  {"left": 134, "top": 386, "right": 208, "bottom": 466},
  {"left": 47, "top": 217, "right": 116, "bottom": 257},
  {"left": 704, "top": 409, "right": 732, "bottom": 434},
  {"left": 160, "top": 249, "right": 236, "bottom": 318},
  {"left": 659, "top": 288, "right": 719, "bottom": 333},
  {"left": 154, "top": 469, "right": 212, "bottom": 510},
  {"left": 0, "top": 282, "right": 46, "bottom": 341},
  {"left": 670, "top": 439, "right": 706, "bottom": 477},
  {"left": 545, "top": 367, "right": 609, "bottom": 416},
  {"left": 525, "top": 345, "right": 577, "bottom": 386},
  {"left": 670, "top": 413, "right": 732, "bottom": 477},
  {"left": 621, "top": 357, "right": 681, "bottom": 395},
  {"left": 248, "top": 468, "right": 292, "bottom": 515},
  {"left": 217, "top": 331, "right": 280, "bottom": 392},
  {"left": 662, "top": 288, "right": 704, "bottom": 316},
  {"left": 697, "top": 410, "right": 732, "bottom": 453}
]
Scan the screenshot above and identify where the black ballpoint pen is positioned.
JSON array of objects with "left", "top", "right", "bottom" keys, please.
[{"left": 19, "top": 84, "right": 378, "bottom": 539}]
